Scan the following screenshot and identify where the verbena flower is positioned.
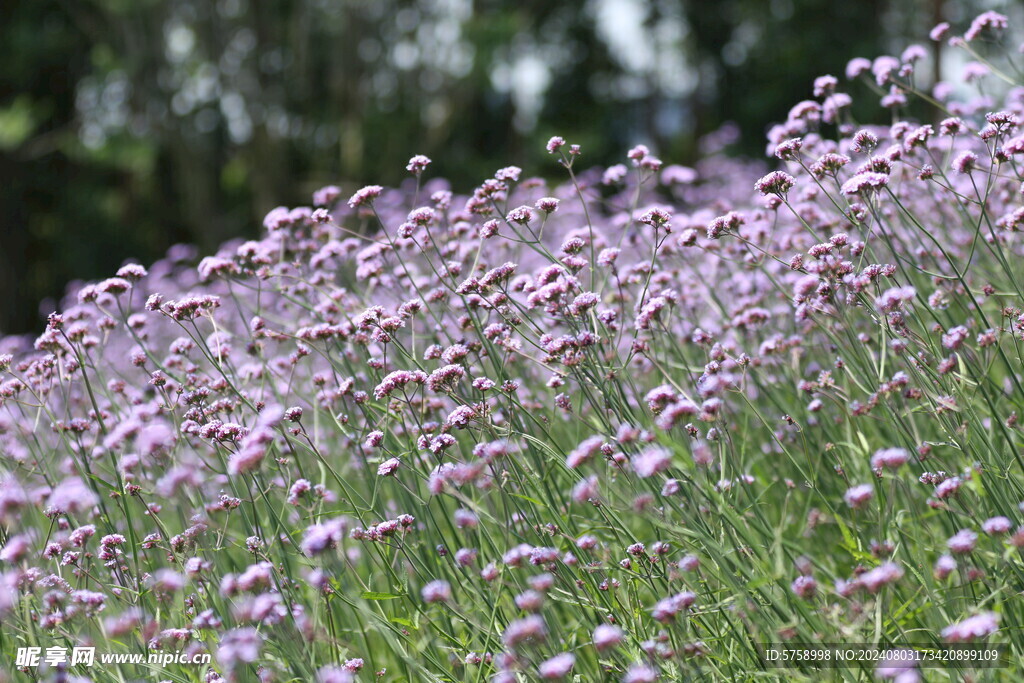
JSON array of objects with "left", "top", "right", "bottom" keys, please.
[{"left": 941, "top": 612, "right": 999, "bottom": 641}]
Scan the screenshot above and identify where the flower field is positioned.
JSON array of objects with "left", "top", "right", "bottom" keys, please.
[{"left": 3, "top": 12, "right": 1024, "bottom": 682}]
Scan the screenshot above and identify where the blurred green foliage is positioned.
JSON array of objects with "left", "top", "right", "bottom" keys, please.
[{"left": 0, "top": 0, "right": 981, "bottom": 332}]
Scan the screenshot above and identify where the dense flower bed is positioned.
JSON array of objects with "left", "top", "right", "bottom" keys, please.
[{"left": 3, "top": 11, "right": 1024, "bottom": 682}]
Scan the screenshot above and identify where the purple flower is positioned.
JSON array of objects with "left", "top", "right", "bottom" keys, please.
[
  {"left": 313, "top": 185, "right": 341, "bottom": 207},
  {"left": 506, "top": 205, "right": 534, "bottom": 225},
  {"left": 263, "top": 206, "right": 292, "bottom": 231},
  {"left": 0, "top": 535, "right": 31, "bottom": 563},
  {"left": 603, "top": 164, "right": 627, "bottom": 184},
  {"left": 791, "top": 575, "right": 817, "bottom": 600},
  {"left": 217, "top": 627, "right": 263, "bottom": 667},
  {"left": 678, "top": 554, "right": 699, "bottom": 572},
  {"left": 844, "top": 484, "right": 874, "bottom": 509},
  {"left": 377, "top": 458, "right": 401, "bottom": 477},
  {"left": 846, "top": 57, "right": 872, "bottom": 80},
  {"left": 503, "top": 614, "right": 547, "bottom": 647},
  {"left": 946, "top": 529, "right": 978, "bottom": 554},
  {"left": 858, "top": 561, "right": 904, "bottom": 593},
  {"left": 546, "top": 136, "right": 566, "bottom": 154},
  {"left": 650, "top": 591, "right": 696, "bottom": 622},
  {"left": 300, "top": 520, "right": 344, "bottom": 556},
  {"left": 421, "top": 580, "right": 452, "bottom": 604},
  {"left": 871, "top": 447, "right": 910, "bottom": 470},
  {"left": 754, "top": 171, "right": 796, "bottom": 197},
  {"left": 813, "top": 76, "right": 837, "bottom": 97},
  {"left": 317, "top": 668, "right": 354, "bottom": 683},
  {"left": 566, "top": 436, "right": 604, "bottom": 469},
  {"left": 661, "top": 164, "right": 697, "bottom": 184},
  {"left": 47, "top": 478, "right": 99, "bottom": 515},
  {"left": 571, "top": 475, "right": 599, "bottom": 504},
  {"left": 538, "top": 653, "right": 575, "bottom": 679},
  {"left": 427, "top": 364, "right": 465, "bottom": 392},
  {"left": 935, "top": 476, "right": 962, "bottom": 499},
  {"left": 941, "top": 325, "right": 969, "bottom": 349},
  {"left": 941, "top": 612, "right": 999, "bottom": 642},
  {"left": 116, "top": 263, "right": 148, "bottom": 280},
  {"left": 632, "top": 447, "right": 672, "bottom": 478},
  {"left": 406, "top": 154, "right": 431, "bottom": 175},
  {"left": 841, "top": 172, "right": 889, "bottom": 196},
  {"left": 515, "top": 589, "right": 544, "bottom": 611},
  {"left": 934, "top": 555, "right": 957, "bottom": 580},
  {"left": 875, "top": 286, "right": 916, "bottom": 312},
  {"left": 593, "top": 624, "right": 624, "bottom": 651},
  {"left": 348, "top": 185, "right": 383, "bottom": 208},
  {"left": 952, "top": 151, "right": 978, "bottom": 174},
  {"left": 639, "top": 207, "right": 672, "bottom": 230},
  {"left": 775, "top": 137, "right": 803, "bottom": 160},
  {"left": 875, "top": 649, "right": 920, "bottom": 681},
  {"left": 706, "top": 210, "right": 745, "bottom": 239},
  {"left": 536, "top": 197, "right": 560, "bottom": 213},
  {"left": 622, "top": 663, "right": 658, "bottom": 683},
  {"left": 965, "top": 11, "right": 1008, "bottom": 42},
  {"left": 982, "top": 516, "right": 1012, "bottom": 536},
  {"left": 929, "top": 22, "right": 950, "bottom": 41}
]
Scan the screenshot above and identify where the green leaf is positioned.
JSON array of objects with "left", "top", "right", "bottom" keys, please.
[
  {"left": 390, "top": 617, "right": 416, "bottom": 629},
  {"left": 0, "top": 96, "right": 37, "bottom": 150},
  {"left": 89, "top": 474, "right": 119, "bottom": 493},
  {"left": 509, "top": 493, "right": 546, "bottom": 507},
  {"left": 361, "top": 591, "right": 404, "bottom": 600}
]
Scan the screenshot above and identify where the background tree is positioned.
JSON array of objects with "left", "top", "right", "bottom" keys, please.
[{"left": 0, "top": 0, "right": 1000, "bottom": 332}]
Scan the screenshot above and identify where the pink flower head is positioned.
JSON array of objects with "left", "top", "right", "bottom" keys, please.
[
  {"left": 929, "top": 22, "right": 950, "bottom": 41},
  {"left": 858, "top": 561, "right": 904, "bottom": 593},
  {"left": 572, "top": 475, "right": 599, "bottom": 504},
  {"left": 566, "top": 436, "right": 604, "bottom": 469},
  {"left": 934, "top": 555, "right": 957, "bottom": 580},
  {"left": 650, "top": 591, "right": 696, "bottom": 622},
  {"left": 754, "top": 171, "right": 796, "bottom": 197},
  {"left": 538, "top": 653, "right": 575, "bottom": 679},
  {"left": 506, "top": 205, "right": 534, "bottom": 225},
  {"left": 952, "top": 152, "right": 978, "bottom": 174},
  {"left": 791, "top": 575, "right": 817, "bottom": 600},
  {"left": 217, "top": 627, "right": 263, "bottom": 667},
  {"left": 846, "top": 57, "right": 872, "bottom": 80},
  {"left": 47, "top": 478, "right": 99, "bottom": 515},
  {"left": 348, "top": 185, "right": 383, "bottom": 209},
  {"left": 965, "top": 11, "right": 1008, "bottom": 42},
  {"left": 941, "top": 612, "right": 999, "bottom": 642},
  {"left": 546, "top": 137, "right": 566, "bottom": 154},
  {"left": 622, "top": 663, "right": 658, "bottom": 683},
  {"left": 313, "top": 185, "right": 341, "bottom": 207},
  {"left": 421, "top": 580, "right": 451, "bottom": 604},
  {"left": 377, "top": 458, "right": 400, "bottom": 477},
  {"left": 935, "top": 476, "right": 962, "bottom": 499},
  {"left": 593, "top": 624, "right": 624, "bottom": 651},
  {"left": 982, "top": 516, "right": 1012, "bottom": 536},
  {"left": 841, "top": 172, "right": 889, "bottom": 196},
  {"left": 844, "top": 483, "right": 874, "bottom": 509},
  {"left": 946, "top": 529, "right": 978, "bottom": 554},
  {"left": 875, "top": 649, "right": 921, "bottom": 681},
  {"left": 639, "top": 207, "right": 672, "bottom": 230},
  {"left": 632, "top": 447, "right": 672, "bottom": 478},
  {"left": 317, "top": 667, "right": 354, "bottom": 683},
  {"left": 871, "top": 447, "right": 910, "bottom": 470},
  {"left": 536, "top": 197, "right": 560, "bottom": 213},
  {"left": 406, "top": 155, "right": 431, "bottom": 175},
  {"left": 503, "top": 614, "right": 547, "bottom": 647}
]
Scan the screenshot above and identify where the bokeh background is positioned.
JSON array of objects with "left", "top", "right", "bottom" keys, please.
[{"left": 0, "top": 0, "right": 1011, "bottom": 333}]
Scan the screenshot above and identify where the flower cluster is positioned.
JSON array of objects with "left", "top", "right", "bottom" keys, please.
[{"left": 1, "top": 11, "right": 1022, "bottom": 681}]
